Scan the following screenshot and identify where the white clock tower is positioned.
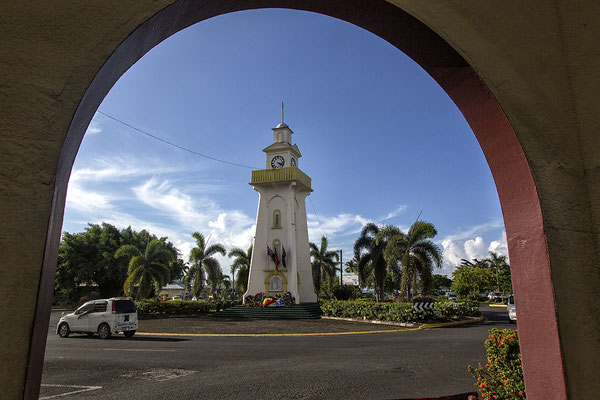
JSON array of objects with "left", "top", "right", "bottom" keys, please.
[{"left": 244, "top": 118, "right": 317, "bottom": 304}]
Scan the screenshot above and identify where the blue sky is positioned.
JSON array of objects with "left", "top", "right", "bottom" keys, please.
[{"left": 64, "top": 9, "right": 507, "bottom": 278}]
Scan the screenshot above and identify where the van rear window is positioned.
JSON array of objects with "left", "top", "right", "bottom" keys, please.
[{"left": 114, "top": 300, "right": 136, "bottom": 314}]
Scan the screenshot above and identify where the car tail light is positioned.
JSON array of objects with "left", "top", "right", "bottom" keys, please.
[{"left": 112, "top": 301, "right": 116, "bottom": 314}]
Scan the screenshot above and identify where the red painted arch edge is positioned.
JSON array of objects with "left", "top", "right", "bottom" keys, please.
[{"left": 26, "top": 1, "right": 567, "bottom": 399}]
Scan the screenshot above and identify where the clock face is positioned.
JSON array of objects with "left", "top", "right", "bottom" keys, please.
[
  {"left": 271, "top": 155, "right": 285, "bottom": 169},
  {"left": 290, "top": 158, "right": 296, "bottom": 167}
]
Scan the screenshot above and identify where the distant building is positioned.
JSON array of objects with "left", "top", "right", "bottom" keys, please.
[
  {"left": 342, "top": 273, "right": 360, "bottom": 286},
  {"left": 158, "top": 281, "right": 188, "bottom": 299}
]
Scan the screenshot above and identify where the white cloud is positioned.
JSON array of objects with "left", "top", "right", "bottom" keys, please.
[
  {"left": 440, "top": 230, "right": 509, "bottom": 277},
  {"left": 464, "top": 236, "right": 488, "bottom": 261},
  {"left": 442, "top": 219, "right": 504, "bottom": 242},
  {"left": 381, "top": 205, "right": 407, "bottom": 221},
  {"left": 307, "top": 212, "right": 369, "bottom": 242},
  {"left": 489, "top": 231, "right": 508, "bottom": 255},
  {"left": 86, "top": 120, "right": 102, "bottom": 135}
]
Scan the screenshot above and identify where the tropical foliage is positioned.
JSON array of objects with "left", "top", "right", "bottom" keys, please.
[
  {"left": 115, "top": 239, "right": 174, "bottom": 300},
  {"left": 55, "top": 223, "right": 181, "bottom": 302},
  {"left": 309, "top": 236, "right": 340, "bottom": 296},
  {"left": 320, "top": 298, "right": 479, "bottom": 323},
  {"left": 469, "top": 329, "right": 525, "bottom": 399},
  {"left": 378, "top": 220, "right": 443, "bottom": 299},
  {"left": 185, "top": 232, "right": 226, "bottom": 298},
  {"left": 353, "top": 223, "right": 389, "bottom": 301},
  {"left": 452, "top": 251, "right": 512, "bottom": 298},
  {"left": 228, "top": 245, "right": 252, "bottom": 296},
  {"left": 136, "top": 298, "right": 240, "bottom": 319}
]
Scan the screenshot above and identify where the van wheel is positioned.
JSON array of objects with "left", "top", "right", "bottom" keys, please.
[
  {"left": 58, "top": 323, "right": 70, "bottom": 338},
  {"left": 98, "top": 323, "right": 112, "bottom": 339},
  {"left": 123, "top": 330, "right": 136, "bottom": 338}
]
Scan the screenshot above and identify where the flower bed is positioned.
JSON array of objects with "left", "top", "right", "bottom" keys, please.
[
  {"left": 468, "top": 328, "right": 525, "bottom": 399},
  {"left": 320, "top": 298, "right": 479, "bottom": 323},
  {"left": 136, "top": 299, "right": 239, "bottom": 319},
  {"left": 243, "top": 292, "right": 296, "bottom": 307}
]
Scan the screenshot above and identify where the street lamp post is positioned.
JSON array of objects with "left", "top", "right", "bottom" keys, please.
[{"left": 339, "top": 249, "right": 343, "bottom": 286}]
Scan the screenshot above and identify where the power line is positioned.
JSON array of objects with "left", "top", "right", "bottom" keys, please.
[
  {"left": 96, "top": 110, "right": 260, "bottom": 169},
  {"left": 309, "top": 197, "right": 328, "bottom": 239},
  {"left": 97, "top": 109, "right": 331, "bottom": 241}
]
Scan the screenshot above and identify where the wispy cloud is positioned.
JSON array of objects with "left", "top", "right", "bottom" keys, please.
[
  {"left": 86, "top": 120, "right": 102, "bottom": 135},
  {"left": 380, "top": 205, "right": 407, "bottom": 222},
  {"left": 440, "top": 219, "right": 504, "bottom": 242}
]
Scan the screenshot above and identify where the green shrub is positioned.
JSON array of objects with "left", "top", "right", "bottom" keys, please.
[
  {"left": 136, "top": 299, "right": 237, "bottom": 319},
  {"left": 468, "top": 328, "right": 526, "bottom": 399},
  {"left": 434, "top": 298, "right": 480, "bottom": 319},
  {"left": 320, "top": 299, "right": 479, "bottom": 323},
  {"left": 332, "top": 285, "right": 361, "bottom": 300}
]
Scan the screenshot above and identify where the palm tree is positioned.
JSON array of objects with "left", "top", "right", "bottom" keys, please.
[
  {"left": 310, "top": 236, "right": 340, "bottom": 296},
  {"left": 380, "top": 220, "right": 443, "bottom": 299},
  {"left": 485, "top": 251, "right": 510, "bottom": 293},
  {"left": 353, "top": 223, "right": 390, "bottom": 301},
  {"left": 204, "top": 261, "right": 227, "bottom": 298},
  {"left": 228, "top": 245, "right": 252, "bottom": 297},
  {"left": 184, "top": 232, "right": 226, "bottom": 298},
  {"left": 115, "top": 239, "right": 174, "bottom": 300}
]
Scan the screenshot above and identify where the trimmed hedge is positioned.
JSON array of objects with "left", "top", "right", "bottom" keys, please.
[
  {"left": 320, "top": 298, "right": 479, "bottom": 323},
  {"left": 136, "top": 299, "right": 239, "bottom": 319}
]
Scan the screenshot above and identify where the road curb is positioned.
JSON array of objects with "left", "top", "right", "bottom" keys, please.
[
  {"left": 136, "top": 316, "right": 484, "bottom": 337},
  {"left": 419, "top": 316, "right": 485, "bottom": 329},
  {"left": 488, "top": 304, "right": 507, "bottom": 308},
  {"left": 322, "top": 316, "right": 420, "bottom": 328}
]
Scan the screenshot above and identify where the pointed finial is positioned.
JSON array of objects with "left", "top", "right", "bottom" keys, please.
[{"left": 281, "top": 101, "right": 284, "bottom": 124}]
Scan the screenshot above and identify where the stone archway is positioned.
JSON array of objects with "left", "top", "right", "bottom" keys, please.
[{"left": 4, "top": 2, "right": 599, "bottom": 399}]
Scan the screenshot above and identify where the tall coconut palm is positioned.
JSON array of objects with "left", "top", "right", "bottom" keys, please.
[
  {"left": 228, "top": 245, "right": 252, "bottom": 297},
  {"left": 204, "top": 261, "right": 228, "bottom": 298},
  {"left": 115, "top": 239, "right": 174, "bottom": 300},
  {"left": 310, "top": 236, "right": 340, "bottom": 296},
  {"left": 353, "top": 223, "right": 393, "bottom": 301},
  {"left": 380, "top": 220, "right": 443, "bottom": 299},
  {"left": 485, "top": 251, "right": 510, "bottom": 293},
  {"left": 184, "top": 232, "right": 226, "bottom": 298}
]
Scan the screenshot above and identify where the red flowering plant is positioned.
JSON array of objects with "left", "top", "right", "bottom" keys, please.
[{"left": 468, "top": 328, "right": 526, "bottom": 399}]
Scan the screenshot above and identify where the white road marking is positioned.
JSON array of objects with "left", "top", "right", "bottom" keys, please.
[
  {"left": 122, "top": 368, "right": 198, "bottom": 382},
  {"left": 103, "top": 348, "right": 176, "bottom": 352},
  {"left": 39, "top": 384, "right": 102, "bottom": 399}
]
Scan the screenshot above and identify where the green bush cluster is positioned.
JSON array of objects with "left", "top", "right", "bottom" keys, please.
[
  {"left": 434, "top": 298, "right": 480, "bottom": 318},
  {"left": 136, "top": 299, "right": 239, "bottom": 319},
  {"left": 468, "top": 328, "right": 525, "bottom": 399},
  {"left": 320, "top": 298, "right": 479, "bottom": 323}
]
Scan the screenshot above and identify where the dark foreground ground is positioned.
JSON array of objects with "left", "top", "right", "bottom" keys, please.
[{"left": 41, "top": 305, "right": 513, "bottom": 399}]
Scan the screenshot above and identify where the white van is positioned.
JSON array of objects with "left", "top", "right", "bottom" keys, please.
[{"left": 57, "top": 297, "right": 138, "bottom": 339}]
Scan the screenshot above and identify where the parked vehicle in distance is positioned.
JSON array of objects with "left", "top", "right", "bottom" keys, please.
[
  {"left": 446, "top": 292, "right": 457, "bottom": 300},
  {"left": 57, "top": 297, "right": 138, "bottom": 339},
  {"left": 191, "top": 296, "right": 204, "bottom": 301},
  {"left": 488, "top": 292, "right": 506, "bottom": 303},
  {"left": 170, "top": 295, "right": 183, "bottom": 300},
  {"left": 507, "top": 294, "right": 516, "bottom": 323}
]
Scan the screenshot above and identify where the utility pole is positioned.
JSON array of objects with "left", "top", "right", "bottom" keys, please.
[{"left": 339, "top": 249, "right": 343, "bottom": 286}]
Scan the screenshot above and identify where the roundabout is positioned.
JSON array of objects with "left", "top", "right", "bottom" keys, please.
[{"left": 41, "top": 306, "right": 503, "bottom": 399}]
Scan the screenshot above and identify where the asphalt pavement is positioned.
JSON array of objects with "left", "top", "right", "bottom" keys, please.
[{"left": 40, "top": 305, "right": 514, "bottom": 399}]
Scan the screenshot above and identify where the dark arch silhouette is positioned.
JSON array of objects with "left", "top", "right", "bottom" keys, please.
[{"left": 27, "top": 1, "right": 565, "bottom": 399}]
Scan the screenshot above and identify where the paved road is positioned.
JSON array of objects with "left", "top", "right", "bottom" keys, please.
[{"left": 41, "top": 306, "right": 513, "bottom": 399}]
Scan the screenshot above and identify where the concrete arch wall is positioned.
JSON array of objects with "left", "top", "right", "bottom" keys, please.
[{"left": 1, "top": 1, "right": 598, "bottom": 399}]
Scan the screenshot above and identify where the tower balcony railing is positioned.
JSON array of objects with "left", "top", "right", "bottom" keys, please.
[{"left": 251, "top": 167, "right": 311, "bottom": 189}]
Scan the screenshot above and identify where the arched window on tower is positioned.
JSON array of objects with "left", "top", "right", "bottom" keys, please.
[
  {"left": 273, "top": 239, "right": 281, "bottom": 258},
  {"left": 273, "top": 209, "right": 281, "bottom": 229}
]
